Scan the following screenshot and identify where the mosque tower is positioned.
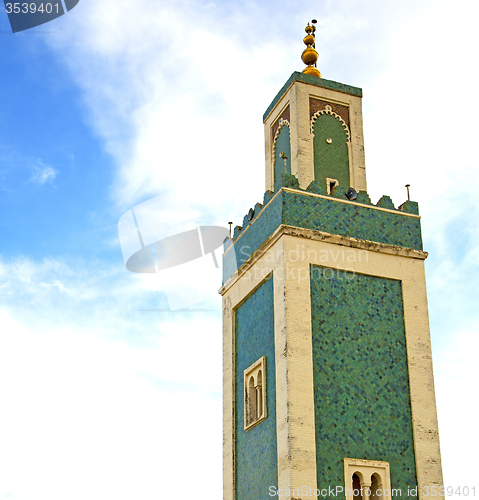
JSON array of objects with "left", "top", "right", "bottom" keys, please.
[{"left": 219, "top": 21, "right": 443, "bottom": 500}]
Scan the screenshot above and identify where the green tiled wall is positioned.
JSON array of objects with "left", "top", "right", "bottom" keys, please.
[
  {"left": 222, "top": 185, "right": 423, "bottom": 283},
  {"left": 274, "top": 125, "right": 291, "bottom": 189},
  {"left": 313, "top": 113, "right": 350, "bottom": 191},
  {"left": 283, "top": 191, "right": 422, "bottom": 250},
  {"left": 310, "top": 267, "right": 418, "bottom": 497},
  {"left": 235, "top": 277, "right": 277, "bottom": 499}
]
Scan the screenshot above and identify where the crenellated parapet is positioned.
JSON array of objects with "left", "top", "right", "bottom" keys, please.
[{"left": 223, "top": 173, "right": 422, "bottom": 284}]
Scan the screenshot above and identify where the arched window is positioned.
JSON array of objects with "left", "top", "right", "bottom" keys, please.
[
  {"left": 244, "top": 357, "right": 267, "bottom": 430},
  {"left": 352, "top": 473, "right": 363, "bottom": 500},
  {"left": 344, "top": 459, "right": 391, "bottom": 500},
  {"left": 371, "top": 473, "right": 383, "bottom": 500},
  {"left": 248, "top": 376, "right": 257, "bottom": 421},
  {"left": 257, "top": 370, "right": 263, "bottom": 418}
]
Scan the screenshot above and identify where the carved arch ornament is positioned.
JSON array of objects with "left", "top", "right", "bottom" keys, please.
[
  {"left": 311, "top": 105, "right": 351, "bottom": 142},
  {"left": 272, "top": 118, "right": 291, "bottom": 171}
]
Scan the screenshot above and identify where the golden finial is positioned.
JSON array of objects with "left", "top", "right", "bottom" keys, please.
[{"left": 301, "top": 20, "right": 321, "bottom": 78}]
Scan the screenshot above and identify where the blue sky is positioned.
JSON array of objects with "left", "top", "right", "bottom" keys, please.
[{"left": 1, "top": 0, "right": 478, "bottom": 499}]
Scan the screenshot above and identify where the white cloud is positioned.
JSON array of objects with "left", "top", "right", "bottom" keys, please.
[
  {"left": 29, "top": 160, "right": 57, "bottom": 185},
  {"left": 0, "top": 311, "right": 222, "bottom": 500},
  {"left": 434, "top": 329, "right": 479, "bottom": 494},
  {"left": 0, "top": 255, "right": 222, "bottom": 500}
]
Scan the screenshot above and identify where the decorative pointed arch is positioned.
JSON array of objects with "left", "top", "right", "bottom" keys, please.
[
  {"left": 272, "top": 118, "right": 291, "bottom": 159},
  {"left": 311, "top": 105, "right": 351, "bottom": 191},
  {"left": 272, "top": 118, "right": 291, "bottom": 186},
  {"left": 311, "top": 105, "right": 350, "bottom": 142}
]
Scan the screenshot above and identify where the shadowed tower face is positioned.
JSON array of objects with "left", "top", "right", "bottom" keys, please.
[{"left": 220, "top": 22, "right": 443, "bottom": 500}]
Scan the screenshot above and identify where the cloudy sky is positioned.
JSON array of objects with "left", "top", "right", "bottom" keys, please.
[{"left": 1, "top": 0, "right": 478, "bottom": 498}]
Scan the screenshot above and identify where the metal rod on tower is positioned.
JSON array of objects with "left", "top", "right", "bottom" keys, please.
[{"left": 280, "top": 151, "right": 288, "bottom": 173}]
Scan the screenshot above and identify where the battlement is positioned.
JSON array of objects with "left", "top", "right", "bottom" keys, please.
[{"left": 222, "top": 174, "right": 422, "bottom": 284}]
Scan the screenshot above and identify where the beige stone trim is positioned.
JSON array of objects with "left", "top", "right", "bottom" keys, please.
[
  {"left": 271, "top": 240, "right": 293, "bottom": 499},
  {"left": 222, "top": 293, "right": 235, "bottom": 500},
  {"left": 401, "top": 263, "right": 444, "bottom": 498},
  {"left": 220, "top": 224, "right": 427, "bottom": 296},
  {"left": 279, "top": 225, "right": 427, "bottom": 259},
  {"left": 280, "top": 236, "right": 318, "bottom": 498}
]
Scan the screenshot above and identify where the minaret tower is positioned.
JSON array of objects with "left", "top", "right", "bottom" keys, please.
[{"left": 220, "top": 22, "right": 443, "bottom": 500}]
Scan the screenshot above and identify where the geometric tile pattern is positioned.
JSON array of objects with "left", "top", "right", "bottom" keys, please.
[
  {"left": 377, "top": 195, "right": 396, "bottom": 209},
  {"left": 283, "top": 191, "right": 423, "bottom": 250},
  {"left": 235, "top": 277, "right": 277, "bottom": 500},
  {"left": 222, "top": 186, "right": 423, "bottom": 283},
  {"left": 313, "top": 113, "right": 350, "bottom": 192},
  {"left": 274, "top": 124, "right": 291, "bottom": 188},
  {"left": 310, "top": 267, "right": 418, "bottom": 498}
]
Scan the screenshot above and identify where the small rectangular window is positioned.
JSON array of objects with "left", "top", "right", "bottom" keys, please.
[{"left": 326, "top": 177, "right": 339, "bottom": 194}]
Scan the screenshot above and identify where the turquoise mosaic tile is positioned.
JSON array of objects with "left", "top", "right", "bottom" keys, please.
[
  {"left": 356, "top": 190, "right": 373, "bottom": 205},
  {"left": 277, "top": 172, "right": 299, "bottom": 190},
  {"left": 223, "top": 193, "right": 283, "bottom": 281},
  {"left": 222, "top": 184, "right": 423, "bottom": 283},
  {"left": 313, "top": 113, "right": 350, "bottom": 192},
  {"left": 274, "top": 125, "right": 292, "bottom": 189},
  {"left": 263, "top": 190, "right": 274, "bottom": 206},
  {"left": 235, "top": 277, "right": 277, "bottom": 500},
  {"left": 307, "top": 180, "right": 325, "bottom": 195},
  {"left": 233, "top": 225, "right": 242, "bottom": 240},
  {"left": 332, "top": 186, "right": 348, "bottom": 199},
  {"left": 377, "top": 195, "right": 396, "bottom": 210},
  {"left": 310, "top": 268, "right": 418, "bottom": 498},
  {"left": 282, "top": 191, "right": 422, "bottom": 250},
  {"left": 399, "top": 200, "right": 419, "bottom": 216}
]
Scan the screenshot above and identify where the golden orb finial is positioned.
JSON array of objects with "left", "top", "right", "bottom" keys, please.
[{"left": 301, "top": 20, "right": 321, "bottom": 78}]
